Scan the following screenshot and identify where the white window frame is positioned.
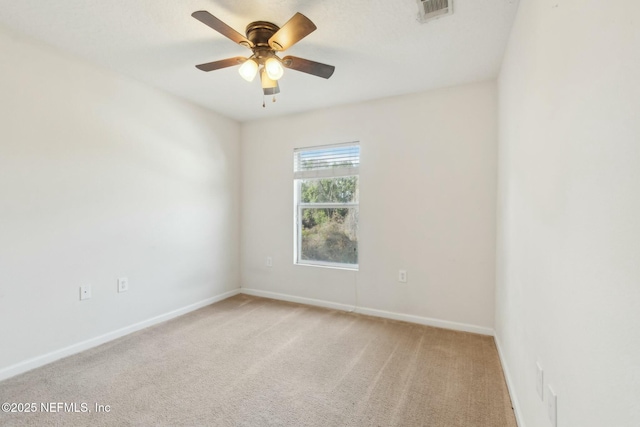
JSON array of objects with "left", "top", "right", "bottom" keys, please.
[{"left": 293, "top": 142, "right": 359, "bottom": 270}]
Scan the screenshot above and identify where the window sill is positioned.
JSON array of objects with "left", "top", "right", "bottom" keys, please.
[{"left": 294, "top": 261, "right": 359, "bottom": 271}]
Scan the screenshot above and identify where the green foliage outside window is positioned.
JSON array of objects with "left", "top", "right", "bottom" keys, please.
[{"left": 300, "top": 176, "right": 358, "bottom": 265}]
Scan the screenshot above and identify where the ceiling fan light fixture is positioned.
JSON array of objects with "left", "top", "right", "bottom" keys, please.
[
  {"left": 261, "top": 68, "right": 280, "bottom": 95},
  {"left": 238, "top": 59, "right": 258, "bottom": 82},
  {"left": 265, "top": 57, "right": 284, "bottom": 81},
  {"left": 260, "top": 68, "right": 277, "bottom": 88},
  {"left": 192, "top": 10, "right": 334, "bottom": 101}
]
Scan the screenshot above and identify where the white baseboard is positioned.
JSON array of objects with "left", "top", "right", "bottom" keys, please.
[
  {"left": 494, "top": 333, "right": 525, "bottom": 427},
  {"left": 241, "top": 288, "right": 356, "bottom": 312},
  {"left": 0, "top": 288, "right": 241, "bottom": 382},
  {"left": 240, "top": 288, "right": 494, "bottom": 336}
]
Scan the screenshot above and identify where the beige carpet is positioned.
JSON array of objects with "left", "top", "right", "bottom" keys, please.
[{"left": 0, "top": 294, "right": 516, "bottom": 426}]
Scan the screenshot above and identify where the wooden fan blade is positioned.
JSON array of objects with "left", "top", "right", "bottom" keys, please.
[
  {"left": 196, "top": 57, "right": 246, "bottom": 72},
  {"left": 192, "top": 11, "right": 253, "bottom": 48},
  {"left": 282, "top": 56, "right": 335, "bottom": 79},
  {"left": 268, "top": 13, "right": 316, "bottom": 51}
]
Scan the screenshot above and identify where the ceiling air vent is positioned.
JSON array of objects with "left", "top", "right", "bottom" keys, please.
[{"left": 416, "top": 0, "right": 453, "bottom": 23}]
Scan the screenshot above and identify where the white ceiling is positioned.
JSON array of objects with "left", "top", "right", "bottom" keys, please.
[{"left": 0, "top": 0, "right": 520, "bottom": 122}]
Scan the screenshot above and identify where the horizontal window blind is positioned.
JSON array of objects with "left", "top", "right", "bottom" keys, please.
[{"left": 294, "top": 142, "right": 360, "bottom": 179}]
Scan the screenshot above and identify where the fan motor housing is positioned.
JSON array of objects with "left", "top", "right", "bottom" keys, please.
[{"left": 246, "top": 21, "right": 280, "bottom": 48}]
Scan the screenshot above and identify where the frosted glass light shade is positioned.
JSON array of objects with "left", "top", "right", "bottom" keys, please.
[
  {"left": 265, "top": 57, "right": 284, "bottom": 80},
  {"left": 260, "top": 69, "right": 279, "bottom": 95},
  {"left": 238, "top": 59, "right": 258, "bottom": 82}
]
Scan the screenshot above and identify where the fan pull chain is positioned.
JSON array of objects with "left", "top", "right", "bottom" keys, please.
[{"left": 261, "top": 95, "right": 276, "bottom": 108}]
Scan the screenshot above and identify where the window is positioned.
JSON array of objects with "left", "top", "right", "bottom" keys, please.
[{"left": 294, "top": 143, "right": 360, "bottom": 269}]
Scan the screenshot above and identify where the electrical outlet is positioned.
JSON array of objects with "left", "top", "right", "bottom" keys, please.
[
  {"left": 117, "top": 277, "right": 129, "bottom": 293},
  {"left": 398, "top": 270, "right": 407, "bottom": 283},
  {"left": 547, "top": 385, "right": 557, "bottom": 427},
  {"left": 80, "top": 285, "right": 92, "bottom": 301},
  {"left": 536, "top": 362, "right": 544, "bottom": 400},
  {"left": 266, "top": 257, "right": 273, "bottom": 267}
]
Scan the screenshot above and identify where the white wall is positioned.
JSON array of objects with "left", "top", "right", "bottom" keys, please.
[
  {"left": 241, "top": 81, "right": 498, "bottom": 331},
  {"left": 496, "top": 1, "right": 640, "bottom": 426},
  {"left": 0, "top": 27, "right": 240, "bottom": 373}
]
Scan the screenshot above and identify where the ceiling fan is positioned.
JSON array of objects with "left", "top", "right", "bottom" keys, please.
[{"left": 192, "top": 11, "right": 335, "bottom": 102}]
